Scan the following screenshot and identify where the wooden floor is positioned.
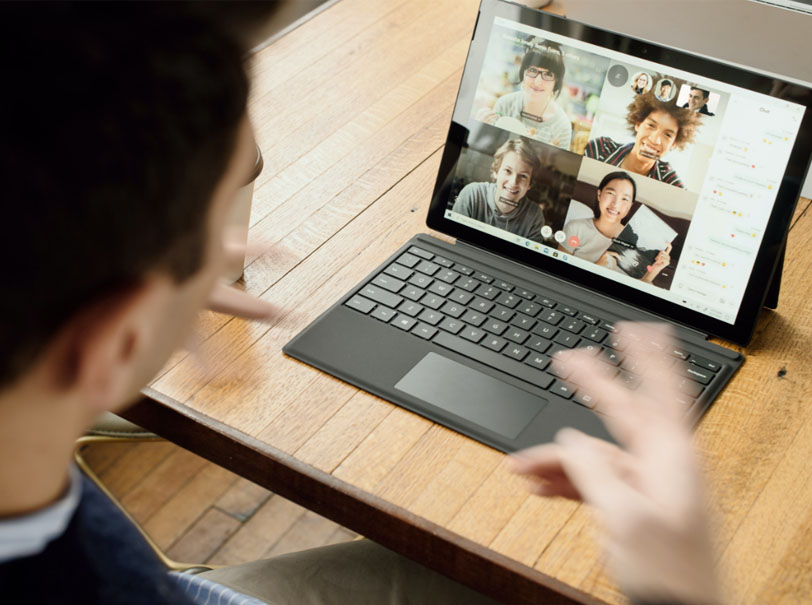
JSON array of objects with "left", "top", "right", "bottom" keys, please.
[{"left": 80, "top": 440, "right": 358, "bottom": 566}]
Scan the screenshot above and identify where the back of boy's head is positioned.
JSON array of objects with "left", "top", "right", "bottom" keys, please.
[{"left": 0, "top": 3, "right": 276, "bottom": 388}]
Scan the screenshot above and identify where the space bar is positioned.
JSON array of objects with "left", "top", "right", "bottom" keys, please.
[{"left": 433, "top": 332, "right": 554, "bottom": 391}]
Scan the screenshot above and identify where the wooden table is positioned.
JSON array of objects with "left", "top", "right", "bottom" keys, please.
[{"left": 125, "top": 0, "right": 812, "bottom": 602}]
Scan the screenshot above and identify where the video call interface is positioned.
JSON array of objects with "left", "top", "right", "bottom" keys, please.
[{"left": 444, "top": 16, "right": 806, "bottom": 324}]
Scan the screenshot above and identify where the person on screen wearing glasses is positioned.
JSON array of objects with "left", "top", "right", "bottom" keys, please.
[
  {"left": 585, "top": 92, "right": 702, "bottom": 189},
  {"left": 477, "top": 39, "right": 573, "bottom": 151}
]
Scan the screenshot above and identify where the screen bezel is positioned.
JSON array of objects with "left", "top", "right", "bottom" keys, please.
[{"left": 426, "top": 0, "right": 812, "bottom": 346}]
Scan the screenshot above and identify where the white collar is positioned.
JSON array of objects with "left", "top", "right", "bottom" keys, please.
[{"left": 0, "top": 465, "right": 82, "bottom": 563}]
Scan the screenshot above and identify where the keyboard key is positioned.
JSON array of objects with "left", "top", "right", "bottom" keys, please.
[
  {"left": 420, "top": 293, "right": 445, "bottom": 310},
  {"left": 496, "top": 292, "right": 520, "bottom": 309},
  {"left": 621, "top": 357, "right": 641, "bottom": 373},
  {"left": 461, "top": 310, "right": 486, "bottom": 327},
  {"left": 384, "top": 264, "right": 413, "bottom": 280},
  {"left": 510, "top": 313, "right": 536, "bottom": 330},
  {"left": 409, "top": 273, "right": 433, "bottom": 289},
  {"left": 503, "top": 344, "right": 529, "bottom": 361},
  {"left": 527, "top": 336, "right": 551, "bottom": 354},
  {"left": 689, "top": 355, "right": 721, "bottom": 372},
  {"left": 578, "top": 312, "right": 600, "bottom": 325},
  {"left": 438, "top": 317, "right": 464, "bottom": 335},
  {"left": 603, "top": 350, "right": 623, "bottom": 365},
  {"left": 416, "top": 260, "right": 440, "bottom": 276},
  {"left": 504, "top": 327, "right": 529, "bottom": 344},
  {"left": 346, "top": 295, "right": 376, "bottom": 314},
  {"left": 554, "top": 332, "right": 580, "bottom": 348},
  {"left": 619, "top": 370, "right": 641, "bottom": 390},
  {"left": 408, "top": 246, "right": 434, "bottom": 260},
  {"left": 398, "top": 301, "right": 423, "bottom": 317},
  {"left": 548, "top": 363, "right": 571, "bottom": 379},
  {"left": 397, "top": 252, "right": 420, "bottom": 268},
  {"left": 562, "top": 318, "right": 585, "bottom": 334},
  {"left": 401, "top": 285, "right": 425, "bottom": 302},
  {"left": 678, "top": 378, "right": 704, "bottom": 397},
  {"left": 547, "top": 344, "right": 569, "bottom": 359},
  {"left": 516, "top": 288, "right": 535, "bottom": 300},
  {"left": 491, "top": 305, "right": 515, "bottom": 322},
  {"left": 669, "top": 346, "right": 690, "bottom": 361},
  {"left": 574, "top": 391, "right": 598, "bottom": 408},
  {"left": 460, "top": 327, "right": 485, "bottom": 343},
  {"left": 550, "top": 380, "right": 575, "bottom": 399},
  {"left": 455, "top": 264, "right": 474, "bottom": 276},
  {"left": 495, "top": 280, "right": 514, "bottom": 291},
  {"left": 538, "top": 308, "right": 563, "bottom": 326},
  {"left": 412, "top": 323, "right": 438, "bottom": 340},
  {"left": 471, "top": 297, "right": 494, "bottom": 314},
  {"left": 392, "top": 316, "right": 417, "bottom": 331},
  {"left": 484, "top": 319, "right": 508, "bottom": 335},
  {"left": 682, "top": 363, "right": 713, "bottom": 385},
  {"left": 418, "top": 309, "right": 444, "bottom": 326},
  {"left": 559, "top": 305, "right": 578, "bottom": 316},
  {"left": 524, "top": 353, "right": 550, "bottom": 371},
  {"left": 518, "top": 301, "right": 542, "bottom": 317},
  {"left": 606, "top": 335, "right": 625, "bottom": 350},
  {"left": 474, "top": 272, "right": 493, "bottom": 283},
  {"left": 583, "top": 327, "right": 608, "bottom": 343},
  {"left": 440, "top": 301, "right": 466, "bottom": 318},
  {"left": 675, "top": 393, "right": 695, "bottom": 407},
  {"left": 537, "top": 297, "right": 556, "bottom": 308},
  {"left": 435, "top": 269, "right": 459, "bottom": 284},
  {"left": 372, "top": 274, "right": 405, "bottom": 293},
  {"left": 433, "top": 332, "right": 554, "bottom": 391},
  {"left": 371, "top": 305, "right": 396, "bottom": 322},
  {"left": 360, "top": 285, "right": 402, "bottom": 308},
  {"left": 433, "top": 256, "right": 454, "bottom": 268},
  {"left": 532, "top": 324, "right": 558, "bottom": 340},
  {"left": 456, "top": 277, "right": 479, "bottom": 292},
  {"left": 428, "top": 281, "right": 453, "bottom": 296},
  {"left": 482, "top": 335, "right": 508, "bottom": 352},
  {"left": 448, "top": 289, "right": 473, "bottom": 305},
  {"left": 599, "top": 320, "right": 616, "bottom": 332},
  {"left": 580, "top": 343, "right": 603, "bottom": 356},
  {"left": 476, "top": 284, "right": 500, "bottom": 300}
]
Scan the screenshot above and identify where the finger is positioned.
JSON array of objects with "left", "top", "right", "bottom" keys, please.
[
  {"left": 665, "top": 242, "right": 672, "bottom": 253},
  {"left": 533, "top": 476, "right": 585, "bottom": 501},
  {"left": 554, "top": 349, "right": 643, "bottom": 445},
  {"left": 614, "top": 323, "right": 685, "bottom": 430},
  {"left": 554, "top": 428, "right": 644, "bottom": 514},
  {"left": 510, "top": 444, "right": 585, "bottom": 501},
  {"left": 207, "top": 283, "right": 275, "bottom": 320}
]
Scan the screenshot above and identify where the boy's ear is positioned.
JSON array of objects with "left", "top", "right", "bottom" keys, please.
[{"left": 54, "top": 278, "right": 169, "bottom": 412}]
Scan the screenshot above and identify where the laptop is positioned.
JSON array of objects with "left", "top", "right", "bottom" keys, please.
[{"left": 284, "top": 0, "right": 812, "bottom": 452}]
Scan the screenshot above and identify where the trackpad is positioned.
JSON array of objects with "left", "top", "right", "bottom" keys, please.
[{"left": 394, "top": 353, "right": 547, "bottom": 439}]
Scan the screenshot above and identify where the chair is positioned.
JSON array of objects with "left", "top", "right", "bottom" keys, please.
[{"left": 74, "top": 412, "right": 215, "bottom": 573}]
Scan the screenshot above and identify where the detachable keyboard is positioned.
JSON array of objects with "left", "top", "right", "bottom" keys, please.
[
  {"left": 285, "top": 235, "right": 742, "bottom": 451},
  {"left": 343, "top": 244, "right": 724, "bottom": 412}
]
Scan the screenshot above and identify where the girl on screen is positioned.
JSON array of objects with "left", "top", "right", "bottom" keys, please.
[
  {"left": 560, "top": 171, "right": 670, "bottom": 284},
  {"left": 476, "top": 40, "right": 572, "bottom": 151}
]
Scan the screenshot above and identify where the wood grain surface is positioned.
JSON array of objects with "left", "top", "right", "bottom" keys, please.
[{"left": 129, "top": 0, "right": 812, "bottom": 602}]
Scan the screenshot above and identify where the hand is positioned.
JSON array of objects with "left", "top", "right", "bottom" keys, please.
[
  {"left": 509, "top": 323, "right": 719, "bottom": 604},
  {"left": 207, "top": 228, "right": 275, "bottom": 320},
  {"left": 642, "top": 242, "right": 672, "bottom": 283},
  {"left": 475, "top": 107, "right": 499, "bottom": 125},
  {"left": 207, "top": 282, "right": 274, "bottom": 320},
  {"left": 596, "top": 250, "right": 619, "bottom": 270}
]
